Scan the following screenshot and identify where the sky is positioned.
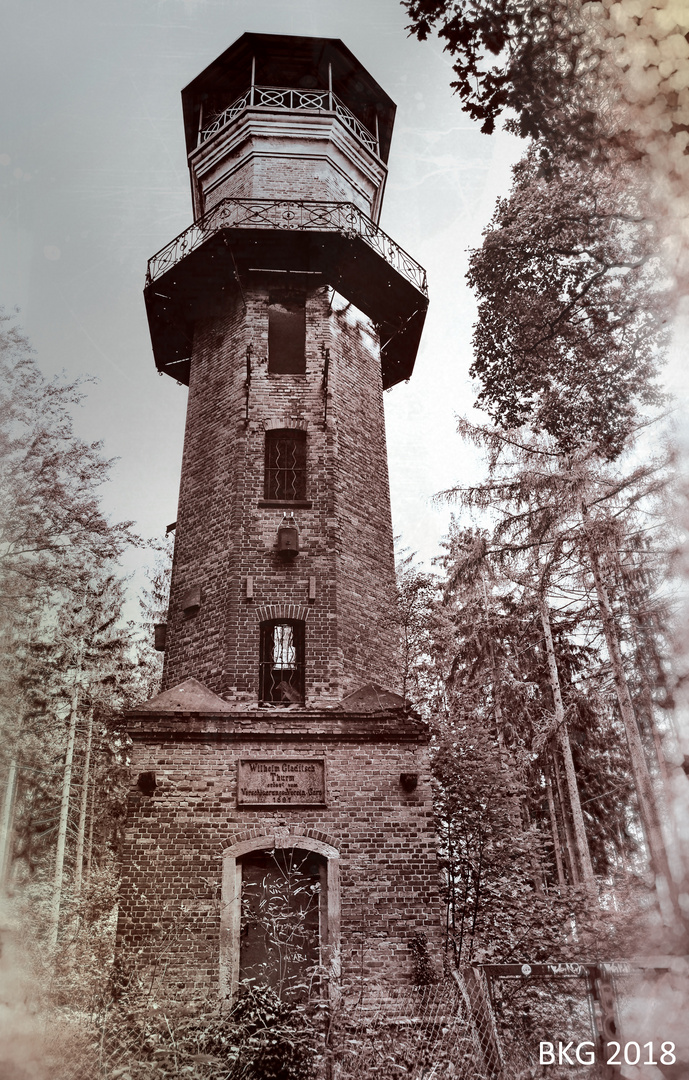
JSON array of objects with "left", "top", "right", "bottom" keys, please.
[{"left": 1, "top": 0, "right": 686, "bottom": 600}]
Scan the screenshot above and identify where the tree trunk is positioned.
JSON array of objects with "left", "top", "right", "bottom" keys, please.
[
  {"left": 85, "top": 769, "right": 96, "bottom": 886},
  {"left": 539, "top": 597, "right": 596, "bottom": 891},
  {"left": 551, "top": 749, "right": 580, "bottom": 886},
  {"left": 580, "top": 502, "right": 677, "bottom": 907},
  {"left": 545, "top": 762, "right": 566, "bottom": 888},
  {"left": 73, "top": 709, "right": 93, "bottom": 897},
  {"left": 0, "top": 759, "right": 18, "bottom": 890},
  {"left": 49, "top": 657, "right": 81, "bottom": 949},
  {"left": 481, "top": 574, "right": 522, "bottom": 833},
  {"left": 614, "top": 550, "right": 669, "bottom": 783}
]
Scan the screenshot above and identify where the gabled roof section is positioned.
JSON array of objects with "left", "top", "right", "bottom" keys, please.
[
  {"left": 181, "top": 33, "right": 396, "bottom": 162},
  {"left": 338, "top": 682, "right": 408, "bottom": 714},
  {"left": 134, "top": 676, "right": 234, "bottom": 714}
]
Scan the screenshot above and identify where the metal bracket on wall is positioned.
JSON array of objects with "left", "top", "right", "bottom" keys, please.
[
  {"left": 245, "top": 344, "right": 252, "bottom": 425},
  {"left": 320, "top": 343, "right": 330, "bottom": 429}
]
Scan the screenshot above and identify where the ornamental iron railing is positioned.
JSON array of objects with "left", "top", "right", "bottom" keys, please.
[
  {"left": 146, "top": 198, "right": 428, "bottom": 297},
  {"left": 201, "top": 85, "right": 378, "bottom": 155}
]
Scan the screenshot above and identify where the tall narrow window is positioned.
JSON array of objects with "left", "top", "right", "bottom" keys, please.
[
  {"left": 268, "top": 295, "right": 306, "bottom": 374},
  {"left": 264, "top": 429, "right": 307, "bottom": 502},
  {"left": 260, "top": 619, "right": 305, "bottom": 704}
]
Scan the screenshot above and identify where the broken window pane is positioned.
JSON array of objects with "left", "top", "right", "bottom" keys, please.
[
  {"left": 268, "top": 295, "right": 306, "bottom": 374},
  {"left": 273, "top": 623, "right": 296, "bottom": 669},
  {"left": 260, "top": 619, "right": 305, "bottom": 704}
]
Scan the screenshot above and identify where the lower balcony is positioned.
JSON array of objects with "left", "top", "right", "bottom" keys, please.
[{"left": 144, "top": 197, "right": 428, "bottom": 390}]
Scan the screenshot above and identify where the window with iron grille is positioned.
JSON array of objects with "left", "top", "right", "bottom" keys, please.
[
  {"left": 268, "top": 295, "right": 306, "bottom": 374},
  {"left": 264, "top": 429, "right": 307, "bottom": 502},
  {"left": 259, "top": 619, "right": 305, "bottom": 704}
]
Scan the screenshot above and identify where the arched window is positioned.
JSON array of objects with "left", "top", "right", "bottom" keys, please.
[
  {"left": 259, "top": 619, "right": 305, "bottom": 704},
  {"left": 264, "top": 429, "right": 307, "bottom": 502}
]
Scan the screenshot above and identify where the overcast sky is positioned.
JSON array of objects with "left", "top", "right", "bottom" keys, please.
[{"left": 2, "top": 0, "right": 687, "bottom": 600}]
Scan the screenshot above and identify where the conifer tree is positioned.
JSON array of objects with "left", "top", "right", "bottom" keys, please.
[
  {"left": 440, "top": 420, "right": 678, "bottom": 915},
  {"left": 0, "top": 314, "right": 137, "bottom": 931}
]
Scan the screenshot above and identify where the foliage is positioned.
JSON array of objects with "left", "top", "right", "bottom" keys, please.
[
  {"left": 466, "top": 150, "right": 670, "bottom": 458},
  {"left": 392, "top": 408, "right": 680, "bottom": 963},
  {"left": 402, "top": 0, "right": 689, "bottom": 280},
  {"left": 0, "top": 311, "right": 135, "bottom": 618},
  {"left": 408, "top": 931, "right": 437, "bottom": 986},
  {"left": 433, "top": 704, "right": 603, "bottom": 965},
  {"left": 428, "top": 413, "right": 680, "bottom": 952},
  {"left": 395, "top": 550, "right": 446, "bottom": 711},
  {"left": 0, "top": 315, "right": 145, "bottom": 945},
  {"left": 104, "top": 980, "right": 320, "bottom": 1080},
  {"left": 402, "top": 0, "right": 609, "bottom": 152},
  {"left": 221, "top": 984, "right": 318, "bottom": 1080},
  {"left": 133, "top": 532, "right": 174, "bottom": 703},
  {"left": 9, "top": 574, "right": 135, "bottom": 890}
]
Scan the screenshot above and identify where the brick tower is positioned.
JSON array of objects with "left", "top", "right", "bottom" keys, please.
[{"left": 118, "top": 33, "right": 439, "bottom": 998}]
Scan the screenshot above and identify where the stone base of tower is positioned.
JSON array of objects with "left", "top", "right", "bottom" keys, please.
[{"left": 116, "top": 678, "right": 442, "bottom": 998}]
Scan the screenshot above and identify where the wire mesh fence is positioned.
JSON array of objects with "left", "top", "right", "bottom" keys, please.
[
  {"left": 483, "top": 967, "right": 600, "bottom": 1079},
  {"left": 329, "top": 980, "right": 483, "bottom": 1080},
  {"left": 36, "top": 963, "right": 673, "bottom": 1080}
]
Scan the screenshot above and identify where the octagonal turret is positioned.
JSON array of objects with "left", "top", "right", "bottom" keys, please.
[{"left": 182, "top": 34, "right": 395, "bottom": 222}]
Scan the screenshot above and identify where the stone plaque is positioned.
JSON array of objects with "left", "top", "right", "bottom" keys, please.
[{"left": 237, "top": 758, "right": 326, "bottom": 806}]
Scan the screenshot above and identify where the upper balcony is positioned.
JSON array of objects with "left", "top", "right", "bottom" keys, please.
[
  {"left": 200, "top": 84, "right": 379, "bottom": 158},
  {"left": 182, "top": 34, "right": 396, "bottom": 160}
]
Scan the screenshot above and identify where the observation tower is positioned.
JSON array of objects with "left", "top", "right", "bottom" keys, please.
[{"left": 118, "top": 33, "right": 439, "bottom": 997}]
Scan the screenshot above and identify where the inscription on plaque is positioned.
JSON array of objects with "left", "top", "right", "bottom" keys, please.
[{"left": 237, "top": 758, "right": 326, "bottom": 806}]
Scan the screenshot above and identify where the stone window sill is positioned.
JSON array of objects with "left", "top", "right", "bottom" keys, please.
[{"left": 258, "top": 499, "right": 312, "bottom": 509}]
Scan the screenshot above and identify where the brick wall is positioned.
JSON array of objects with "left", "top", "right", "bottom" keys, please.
[
  {"left": 116, "top": 711, "right": 442, "bottom": 994},
  {"left": 162, "top": 284, "right": 401, "bottom": 703},
  {"left": 189, "top": 112, "right": 387, "bottom": 219},
  {"left": 130, "top": 59, "right": 438, "bottom": 1002}
]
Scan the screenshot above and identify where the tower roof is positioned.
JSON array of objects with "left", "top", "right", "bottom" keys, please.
[{"left": 181, "top": 33, "right": 396, "bottom": 162}]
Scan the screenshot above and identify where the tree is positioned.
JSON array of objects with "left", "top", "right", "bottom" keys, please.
[
  {"left": 134, "top": 532, "right": 173, "bottom": 703},
  {"left": 406, "top": 0, "right": 609, "bottom": 143},
  {"left": 395, "top": 550, "right": 444, "bottom": 711},
  {"left": 436, "top": 519, "right": 633, "bottom": 873},
  {"left": 402, "top": 0, "right": 609, "bottom": 153},
  {"left": 0, "top": 313, "right": 137, "bottom": 932},
  {"left": 466, "top": 150, "right": 670, "bottom": 458},
  {"left": 441, "top": 419, "right": 681, "bottom": 915},
  {"left": 0, "top": 312, "right": 134, "bottom": 616},
  {"left": 401, "top": 0, "right": 689, "bottom": 205}
]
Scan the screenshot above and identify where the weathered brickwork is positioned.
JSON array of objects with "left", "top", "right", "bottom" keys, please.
[
  {"left": 117, "top": 710, "right": 441, "bottom": 993},
  {"left": 124, "top": 33, "right": 439, "bottom": 997},
  {"left": 162, "top": 285, "right": 399, "bottom": 702}
]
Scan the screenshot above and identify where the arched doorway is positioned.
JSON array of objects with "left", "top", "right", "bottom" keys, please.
[
  {"left": 239, "top": 847, "right": 325, "bottom": 998},
  {"left": 220, "top": 835, "right": 340, "bottom": 1000}
]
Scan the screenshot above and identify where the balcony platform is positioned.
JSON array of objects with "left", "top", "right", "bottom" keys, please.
[{"left": 144, "top": 198, "right": 428, "bottom": 390}]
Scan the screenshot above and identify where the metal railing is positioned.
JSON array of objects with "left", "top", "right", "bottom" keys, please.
[
  {"left": 146, "top": 198, "right": 428, "bottom": 297},
  {"left": 200, "top": 85, "right": 378, "bottom": 155}
]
